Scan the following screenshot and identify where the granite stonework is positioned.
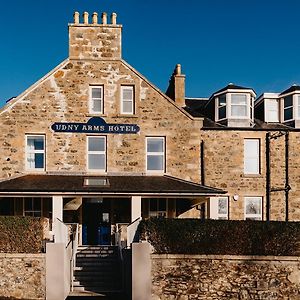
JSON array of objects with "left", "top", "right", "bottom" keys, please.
[
  {"left": 151, "top": 254, "right": 300, "bottom": 300},
  {"left": 0, "top": 253, "right": 45, "bottom": 299}
]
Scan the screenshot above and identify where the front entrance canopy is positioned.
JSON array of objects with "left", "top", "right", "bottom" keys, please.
[{"left": 0, "top": 174, "right": 226, "bottom": 197}]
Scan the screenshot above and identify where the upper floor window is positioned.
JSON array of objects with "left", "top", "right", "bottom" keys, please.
[
  {"left": 218, "top": 95, "right": 226, "bottom": 120},
  {"left": 89, "top": 86, "right": 104, "bottom": 114},
  {"left": 121, "top": 86, "right": 134, "bottom": 115},
  {"left": 26, "top": 135, "right": 45, "bottom": 170},
  {"left": 283, "top": 95, "right": 293, "bottom": 121},
  {"left": 266, "top": 99, "right": 279, "bottom": 122},
  {"left": 146, "top": 137, "right": 165, "bottom": 172},
  {"left": 87, "top": 136, "right": 106, "bottom": 172},
  {"left": 244, "top": 197, "right": 262, "bottom": 220},
  {"left": 231, "top": 94, "right": 247, "bottom": 117},
  {"left": 297, "top": 95, "right": 300, "bottom": 119},
  {"left": 244, "top": 139, "right": 260, "bottom": 174}
]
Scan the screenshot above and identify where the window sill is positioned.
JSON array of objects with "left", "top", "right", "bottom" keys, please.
[
  {"left": 242, "top": 174, "right": 263, "bottom": 178},
  {"left": 113, "top": 114, "right": 139, "bottom": 118},
  {"left": 87, "top": 114, "right": 107, "bottom": 117}
]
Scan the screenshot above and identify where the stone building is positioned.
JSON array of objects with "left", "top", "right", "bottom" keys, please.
[{"left": 0, "top": 10, "right": 299, "bottom": 247}]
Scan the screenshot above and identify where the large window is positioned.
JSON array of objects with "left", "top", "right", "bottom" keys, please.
[
  {"left": 218, "top": 95, "right": 226, "bottom": 120},
  {"left": 26, "top": 135, "right": 45, "bottom": 170},
  {"left": 244, "top": 139, "right": 260, "bottom": 174},
  {"left": 24, "top": 198, "right": 42, "bottom": 217},
  {"left": 297, "top": 95, "right": 300, "bottom": 119},
  {"left": 89, "top": 86, "right": 103, "bottom": 114},
  {"left": 149, "top": 199, "right": 167, "bottom": 217},
  {"left": 146, "top": 137, "right": 165, "bottom": 172},
  {"left": 266, "top": 99, "right": 279, "bottom": 122},
  {"left": 87, "top": 136, "right": 106, "bottom": 171},
  {"left": 283, "top": 95, "right": 293, "bottom": 121},
  {"left": 209, "top": 197, "right": 228, "bottom": 220},
  {"left": 231, "top": 94, "right": 247, "bottom": 117},
  {"left": 244, "top": 197, "right": 262, "bottom": 220},
  {"left": 121, "top": 86, "right": 134, "bottom": 115}
]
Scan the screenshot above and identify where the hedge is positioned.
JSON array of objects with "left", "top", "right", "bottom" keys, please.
[
  {"left": 138, "top": 218, "right": 300, "bottom": 256},
  {"left": 0, "top": 216, "right": 44, "bottom": 253}
]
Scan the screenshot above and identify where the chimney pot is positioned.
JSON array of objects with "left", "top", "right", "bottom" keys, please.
[
  {"left": 175, "top": 64, "right": 181, "bottom": 75},
  {"left": 74, "top": 12, "right": 80, "bottom": 24},
  {"left": 102, "top": 12, "right": 107, "bottom": 25},
  {"left": 111, "top": 12, "right": 117, "bottom": 25},
  {"left": 92, "top": 12, "right": 98, "bottom": 25},
  {"left": 83, "top": 12, "right": 89, "bottom": 25}
]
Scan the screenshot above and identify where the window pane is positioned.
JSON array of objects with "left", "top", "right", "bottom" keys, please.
[
  {"left": 231, "top": 105, "right": 247, "bottom": 117},
  {"left": 88, "top": 137, "right": 105, "bottom": 152},
  {"left": 284, "top": 107, "right": 293, "bottom": 121},
  {"left": 245, "top": 198, "right": 261, "bottom": 215},
  {"left": 34, "top": 198, "right": 41, "bottom": 210},
  {"left": 34, "top": 153, "right": 44, "bottom": 169},
  {"left": 158, "top": 199, "right": 167, "bottom": 211},
  {"left": 231, "top": 94, "right": 247, "bottom": 105},
  {"left": 123, "top": 101, "right": 133, "bottom": 113},
  {"left": 147, "top": 155, "right": 163, "bottom": 171},
  {"left": 27, "top": 153, "right": 35, "bottom": 169},
  {"left": 88, "top": 154, "right": 105, "bottom": 170},
  {"left": 284, "top": 95, "right": 293, "bottom": 108},
  {"left": 92, "top": 87, "right": 102, "bottom": 99},
  {"left": 219, "top": 106, "right": 226, "bottom": 119},
  {"left": 28, "top": 137, "right": 44, "bottom": 150},
  {"left": 218, "top": 198, "right": 228, "bottom": 215},
  {"left": 25, "top": 198, "right": 33, "bottom": 210},
  {"left": 244, "top": 158, "right": 259, "bottom": 174},
  {"left": 150, "top": 199, "right": 157, "bottom": 211},
  {"left": 92, "top": 99, "right": 102, "bottom": 112},
  {"left": 122, "top": 88, "right": 133, "bottom": 100},
  {"left": 147, "top": 139, "right": 163, "bottom": 152},
  {"left": 244, "top": 140, "right": 259, "bottom": 156},
  {"left": 219, "top": 95, "right": 226, "bottom": 106}
]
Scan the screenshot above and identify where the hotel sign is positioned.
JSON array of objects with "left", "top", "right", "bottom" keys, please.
[{"left": 51, "top": 117, "right": 140, "bottom": 134}]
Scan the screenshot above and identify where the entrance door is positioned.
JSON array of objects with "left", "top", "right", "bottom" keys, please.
[{"left": 82, "top": 199, "right": 111, "bottom": 245}]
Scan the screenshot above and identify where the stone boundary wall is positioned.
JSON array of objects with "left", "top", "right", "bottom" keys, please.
[
  {"left": 151, "top": 254, "right": 300, "bottom": 299},
  {"left": 0, "top": 253, "right": 45, "bottom": 299}
]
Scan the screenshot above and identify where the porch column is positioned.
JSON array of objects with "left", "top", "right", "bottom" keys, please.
[
  {"left": 52, "top": 196, "right": 63, "bottom": 223},
  {"left": 131, "top": 196, "right": 141, "bottom": 222}
]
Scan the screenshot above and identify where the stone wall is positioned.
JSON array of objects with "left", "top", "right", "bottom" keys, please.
[
  {"left": 151, "top": 254, "right": 300, "bottom": 299},
  {"left": 0, "top": 253, "right": 45, "bottom": 299}
]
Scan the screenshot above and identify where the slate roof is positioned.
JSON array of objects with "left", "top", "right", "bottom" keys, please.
[
  {"left": 0, "top": 174, "right": 226, "bottom": 196},
  {"left": 213, "top": 83, "right": 255, "bottom": 95},
  {"left": 280, "top": 85, "right": 300, "bottom": 96}
]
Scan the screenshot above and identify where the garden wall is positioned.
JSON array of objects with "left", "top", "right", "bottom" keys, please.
[
  {"left": 0, "top": 253, "right": 45, "bottom": 299},
  {"left": 151, "top": 254, "right": 300, "bottom": 299}
]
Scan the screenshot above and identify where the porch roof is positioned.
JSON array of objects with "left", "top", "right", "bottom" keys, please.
[{"left": 0, "top": 174, "right": 226, "bottom": 197}]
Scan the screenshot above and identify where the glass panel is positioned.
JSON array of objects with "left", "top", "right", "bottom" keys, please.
[
  {"left": 25, "top": 198, "right": 33, "bottom": 210},
  {"left": 33, "top": 198, "right": 41, "bottom": 211},
  {"left": 92, "top": 87, "right": 102, "bottom": 99},
  {"left": 231, "top": 94, "right": 247, "bottom": 105},
  {"left": 158, "top": 199, "right": 167, "bottom": 211},
  {"left": 92, "top": 99, "right": 102, "bottom": 112},
  {"left": 88, "top": 154, "right": 105, "bottom": 170},
  {"left": 219, "top": 95, "right": 226, "bottom": 106},
  {"left": 244, "top": 140, "right": 259, "bottom": 157},
  {"left": 219, "top": 106, "right": 226, "bottom": 119},
  {"left": 88, "top": 137, "right": 105, "bottom": 152},
  {"left": 244, "top": 158, "right": 259, "bottom": 174},
  {"left": 34, "top": 153, "right": 44, "bottom": 168},
  {"left": 147, "top": 155, "right": 163, "bottom": 171},
  {"left": 284, "top": 107, "right": 293, "bottom": 121},
  {"left": 28, "top": 137, "right": 44, "bottom": 150},
  {"left": 284, "top": 95, "right": 293, "bottom": 108},
  {"left": 27, "top": 153, "right": 35, "bottom": 169},
  {"left": 231, "top": 105, "right": 247, "bottom": 117},
  {"left": 122, "top": 88, "right": 133, "bottom": 100},
  {"left": 245, "top": 198, "right": 261, "bottom": 215},
  {"left": 123, "top": 101, "right": 133, "bottom": 113},
  {"left": 147, "top": 138, "right": 164, "bottom": 152},
  {"left": 218, "top": 197, "right": 228, "bottom": 215},
  {"left": 150, "top": 199, "right": 157, "bottom": 211}
]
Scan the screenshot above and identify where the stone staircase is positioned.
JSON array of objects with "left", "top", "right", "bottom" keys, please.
[{"left": 69, "top": 245, "right": 124, "bottom": 298}]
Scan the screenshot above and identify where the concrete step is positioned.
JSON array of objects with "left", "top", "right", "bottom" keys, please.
[{"left": 77, "top": 253, "right": 118, "bottom": 258}]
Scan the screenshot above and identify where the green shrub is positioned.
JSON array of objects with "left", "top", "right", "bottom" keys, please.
[
  {"left": 138, "top": 218, "right": 300, "bottom": 256},
  {"left": 0, "top": 216, "right": 44, "bottom": 253}
]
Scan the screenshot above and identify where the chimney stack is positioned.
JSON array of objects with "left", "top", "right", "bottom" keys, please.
[
  {"left": 166, "top": 64, "right": 186, "bottom": 107},
  {"left": 92, "top": 12, "right": 98, "bottom": 25}
]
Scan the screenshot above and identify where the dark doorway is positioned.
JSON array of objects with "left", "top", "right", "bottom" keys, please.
[{"left": 82, "top": 198, "right": 111, "bottom": 245}]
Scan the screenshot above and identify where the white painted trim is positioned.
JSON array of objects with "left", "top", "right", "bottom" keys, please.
[
  {"left": 244, "top": 139, "right": 260, "bottom": 175},
  {"left": 131, "top": 196, "right": 142, "bottom": 222},
  {"left": 86, "top": 136, "right": 107, "bottom": 172},
  {"left": 120, "top": 85, "right": 134, "bottom": 115},
  {"left": 89, "top": 85, "right": 104, "bottom": 114}
]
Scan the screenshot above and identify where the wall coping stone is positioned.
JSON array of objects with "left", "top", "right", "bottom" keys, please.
[
  {"left": 0, "top": 253, "right": 45, "bottom": 258},
  {"left": 151, "top": 253, "right": 300, "bottom": 262}
]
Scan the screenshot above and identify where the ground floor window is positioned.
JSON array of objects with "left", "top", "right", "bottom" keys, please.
[
  {"left": 244, "top": 197, "right": 262, "bottom": 220},
  {"left": 24, "top": 198, "right": 42, "bottom": 217},
  {"left": 209, "top": 197, "right": 229, "bottom": 220},
  {"left": 149, "top": 198, "right": 167, "bottom": 217}
]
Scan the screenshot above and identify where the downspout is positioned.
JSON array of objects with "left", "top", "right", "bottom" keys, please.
[
  {"left": 201, "top": 140, "right": 205, "bottom": 185},
  {"left": 285, "top": 132, "right": 290, "bottom": 222},
  {"left": 266, "top": 132, "right": 270, "bottom": 221}
]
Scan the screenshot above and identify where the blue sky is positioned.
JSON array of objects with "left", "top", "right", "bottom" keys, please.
[{"left": 0, "top": 0, "right": 300, "bottom": 107}]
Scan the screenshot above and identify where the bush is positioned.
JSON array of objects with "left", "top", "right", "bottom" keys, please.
[
  {"left": 0, "top": 216, "right": 44, "bottom": 253},
  {"left": 138, "top": 218, "right": 300, "bottom": 256}
]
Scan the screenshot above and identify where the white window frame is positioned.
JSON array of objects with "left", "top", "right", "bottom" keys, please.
[
  {"left": 230, "top": 93, "right": 249, "bottom": 118},
  {"left": 283, "top": 94, "right": 294, "bottom": 122},
  {"left": 89, "top": 86, "right": 104, "bottom": 114},
  {"left": 87, "top": 136, "right": 107, "bottom": 172},
  {"left": 121, "top": 85, "right": 134, "bottom": 115},
  {"left": 146, "top": 137, "right": 165, "bottom": 173},
  {"left": 244, "top": 197, "right": 262, "bottom": 220},
  {"left": 244, "top": 139, "right": 260, "bottom": 175},
  {"left": 217, "top": 94, "right": 227, "bottom": 121},
  {"left": 265, "top": 98, "right": 279, "bottom": 123},
  {"left": 25, "top": 135, "right": 45, "bottom": 171},
  {"left": 149, "top": 198, "right": 168, "bottom": 218},
  {"left": 209, "top": 197, "right": 229, "bottom": 220},
  {"left": 23, "top": 197, "right": 42, "bottom": 217},
  {"left": 296, "top": 95, "right": 300, "bottom": 119}
]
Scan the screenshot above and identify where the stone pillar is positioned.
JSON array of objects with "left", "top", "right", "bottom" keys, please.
[
  {"left": 52, "top": 196, "right": 63, "bottom": 223},
  {"left": 131, "top": 196, "right": 141, "bottom": 222}
]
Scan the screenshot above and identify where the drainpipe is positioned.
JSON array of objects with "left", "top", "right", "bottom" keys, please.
[
  {"left": 285, "top": 132, "right": 290, "bottom": 222},
  {"left": 201, "top": 140, "right": 205, "bottom": 186},
  {"left": 266, "top": 132, "right": 271, "bottom": 221}
]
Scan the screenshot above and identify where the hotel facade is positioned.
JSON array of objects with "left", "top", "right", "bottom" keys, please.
[{"left": 0, "top": 11, "right": 300, "bottom": 246}]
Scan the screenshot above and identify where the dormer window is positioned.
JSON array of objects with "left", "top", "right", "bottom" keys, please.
[
  {"left": 218, "top": 95, "right": 226, "bottom": 120},
  {"left": 231, "top": 94, "right": 247, "bottom": 117},
  {"left": 283, "top": 95, "right": 293, "bottom": 121},
  {"left": 280, "top": 85, "right": 300, "bottom": 126}
]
